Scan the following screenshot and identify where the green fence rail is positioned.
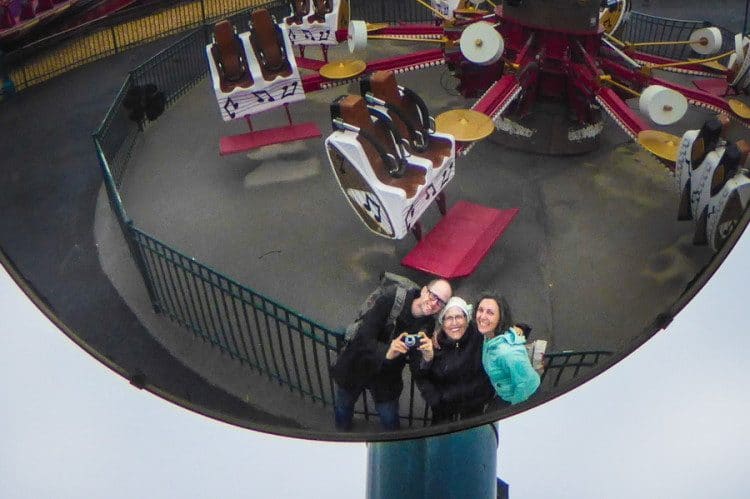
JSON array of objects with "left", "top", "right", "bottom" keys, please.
[
  {"left": 89, "top": 0, "right": 613, "bottom": 428},
  {"left": 131, "top": 226, "right": 341, "bottom": 405},
  {"left": 541, "top": 350, "right": 614, "bottom": 387}
]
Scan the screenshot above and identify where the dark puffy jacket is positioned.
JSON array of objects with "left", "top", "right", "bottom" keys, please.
[
  {"left": 332, "top": 288, "right": 434, "bottom": 402},
  {"left": 414, "top": 322, "right": 495, "bottom": 422}
]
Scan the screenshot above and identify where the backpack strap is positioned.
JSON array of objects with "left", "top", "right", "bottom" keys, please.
[{"left": 386, "top": 286, "right": 408, "bottom": 339}]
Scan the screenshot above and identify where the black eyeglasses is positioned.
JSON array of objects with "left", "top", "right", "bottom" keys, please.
[{"left": 427, "top": 289, "right": 447, "bottom": 307}]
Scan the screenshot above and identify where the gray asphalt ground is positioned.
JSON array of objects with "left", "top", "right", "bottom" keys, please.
[{"left": 2, "top": 0, "right": 746, "bottom": 437}]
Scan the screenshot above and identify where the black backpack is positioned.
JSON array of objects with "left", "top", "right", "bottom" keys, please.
[{"left": 344, "top": 272, "right": 420, "bottom": 343}]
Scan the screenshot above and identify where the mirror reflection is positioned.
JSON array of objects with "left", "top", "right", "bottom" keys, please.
[{"left": 1, "top": 0, "right": 747, "bottom": 439}]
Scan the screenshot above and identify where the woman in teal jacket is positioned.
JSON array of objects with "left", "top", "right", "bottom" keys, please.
[{"left": 475, "top": 293, "right": 540, "bottom": 405}]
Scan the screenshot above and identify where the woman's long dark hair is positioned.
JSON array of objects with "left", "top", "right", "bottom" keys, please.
[{"left": 474, "top": 292, "right": 513, "bottom": 335}]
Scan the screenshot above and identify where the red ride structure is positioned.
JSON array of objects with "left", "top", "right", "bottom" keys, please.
[
  {"left": 207, "top": 1, "right": 750, "bottom": 258},
  {"left": 336, "top": 0, "right": 748, "bottom": 155}
]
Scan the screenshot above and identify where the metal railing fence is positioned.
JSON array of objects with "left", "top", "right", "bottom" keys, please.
[
  {"left": 618, "top": 12, "right": 734, "bottom": 61},
  {"left": 540, "top": 350, "right": 614, "bottom": 388},
  {"left": 131, "top": 226, "right": 342, "bottom": 405},
  {"left": 129, "top": 27, "right": 210, "bottom": 107},
  {"left": 350, "top": 0, "right": 433, "bottom": 25},
  {"left": 94, "top": 74, "right": 139, "bottom": 186}
]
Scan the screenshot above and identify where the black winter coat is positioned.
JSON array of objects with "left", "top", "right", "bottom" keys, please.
[
  {"left": 332, "top": 288, "right": 435, "bottom": 402},
  {"left": 414, "top": 322, "right": 494, "bottom": 422}
]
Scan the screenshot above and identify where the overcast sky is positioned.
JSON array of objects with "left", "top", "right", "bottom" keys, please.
[{"left": 3, "top": 221, "right": 749, "bottom": 499}]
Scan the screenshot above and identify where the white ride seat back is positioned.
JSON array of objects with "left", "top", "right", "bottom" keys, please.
[
  {"left": 207, "top": 10, "right": 305, "bottom": 121},
  {"left": 359, "top": 71, "right": 454, "bottom": 170},
  {"left": 707, "top": 169, "right": 750, "bottom": 251},
  {"left": 325, "top": 95, "right": 456, "bottom": 239},
  {"left": 284, "top": 0, "right": 349, "bottom": 46}
]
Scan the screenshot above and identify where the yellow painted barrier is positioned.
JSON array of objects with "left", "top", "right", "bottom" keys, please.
[{"left": 9, "top": 0, "right": 268, "bottom": 91}]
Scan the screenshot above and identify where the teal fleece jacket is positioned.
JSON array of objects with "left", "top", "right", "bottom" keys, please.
[{"left": 482, "top": 330, "right": 540, "bottom": 404}]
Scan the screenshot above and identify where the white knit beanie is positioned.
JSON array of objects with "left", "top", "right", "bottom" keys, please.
[{"left": 438, "top": 296, "right": 472, "bottom": 324}]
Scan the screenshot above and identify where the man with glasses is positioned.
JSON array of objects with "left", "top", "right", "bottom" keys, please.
[{"left": 332, "top": 279, "right": 452, "bottom": 431}]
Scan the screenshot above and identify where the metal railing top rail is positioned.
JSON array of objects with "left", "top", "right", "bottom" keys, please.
[
  {"left": 92, "top": 75, "right": 143, "bottom": 187},
  {"left": 93, "top": 73, "right": 132, "bottom": 140},
  {"left": 94, "top": 137, "right": 132, "bottom": 225},
  {"left": 130, "top": 223, "right": 341, "bottom": 408},
  {"left": 130, "top": 225, "right": 340, "bottom": 349},
  {"left": 128, "top": 27, "right": 210, "bottom": 106}
]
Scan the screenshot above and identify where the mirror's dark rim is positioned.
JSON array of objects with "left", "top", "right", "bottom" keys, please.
[{"left": 2, "top": 204, "right": 748, "bottom": 443}]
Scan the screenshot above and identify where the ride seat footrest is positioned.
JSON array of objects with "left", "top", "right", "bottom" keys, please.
[
  {"left": 401, "top": 201, "right": 518, "bottom": 278},
  {"left": 296, "top": 57, "right": 327, "bottom": 71},
  {"left": 220, "top": 122, "right": 321, "bottom": 155},
  {"left": 692, "top": 78, "right": 732, "bottom": 97}
]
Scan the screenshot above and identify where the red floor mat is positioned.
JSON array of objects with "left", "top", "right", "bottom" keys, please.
[
  {"left": 692, "top": 78, "right": 732, "bottom": 97},
  {"left": 401, "top": 201, "right": 518, "bottom": 278},
  {"left": 220, "top": 122, "right": 321, "bottom": 155}
]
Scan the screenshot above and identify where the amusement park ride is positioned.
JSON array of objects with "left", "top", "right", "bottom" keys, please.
[
  {"left": 205, "top": 0, "right": 750, "bottom": 277},
  {"left": 1, "top": 0, "right": 78, "bottom": 42},
  {"left": 0, "top": 0, "right": 137, "bottom": 44}
]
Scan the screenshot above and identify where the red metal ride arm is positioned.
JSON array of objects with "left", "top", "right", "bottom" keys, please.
[
  {"left": 472, "top": 74, "right": 522, "bottom": 118},
  {"left": 369, "top": 24, "right": 445, "bottom": 37},
  {"left": 301, "top": 49, "right": 445, "bottom": 93},
  {"left": 648, "top": 76, "right": 750, "bottom": 128},
  {"left": 594, "top": 57, "right": 651, "bottom": 137},
  {"left": 455, "top": 74, "right": 522, "bottom": 155},
  {"left": 334, "top": 24, "right": 444, "bottom": 44},
  {"left": 629, "top": 51, "right": 726, "bottom": 78},
  {"left": 595, "top": 86, "right": 649, "bottom": 138},
  {"left": 600, "top": 57, "right": 750, "bottom": 128}
]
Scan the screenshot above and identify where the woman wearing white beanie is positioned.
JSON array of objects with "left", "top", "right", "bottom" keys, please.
[{"left": 413, "top": 296, "right": 495, "bottom": 424}]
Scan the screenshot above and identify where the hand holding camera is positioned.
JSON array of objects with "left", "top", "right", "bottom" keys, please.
[
  {"left": 417, "top": 331, "right": 434, "bottom": 362},
  {"left": 386, "top": 332, "right": 410, "bottom": 359},
  {"left": 402, "top": 333, "right": 421, "bottom": 349},
  {"left": 402, "top": 331, "right": 433, "bottom": 362}
]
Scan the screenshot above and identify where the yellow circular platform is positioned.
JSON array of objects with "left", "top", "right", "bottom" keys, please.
[
  {"left": 692, "top": 59, "right": 728, "bottom": 72},
  {"left": 728, "top": 99, "right": 750, "bottom": 119},
  {"left": 435, "top": 109, "right": 495, "bottom": 142},
  {"left": 637, "top": 130, "right": 680, "bottom": 163},
  {"left": 366, "top": 22, "right": 389, "bottom": 32},
  {"left": 453, "top": 8, "right": 489, "bottom": 15},
  {"left": 319, "top": 59, "right": 367, "bottom": 80}
]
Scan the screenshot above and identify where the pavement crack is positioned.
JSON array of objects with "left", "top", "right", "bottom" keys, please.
[{"left": 258, "top": 250, "right": 282, "bottom": 259}]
